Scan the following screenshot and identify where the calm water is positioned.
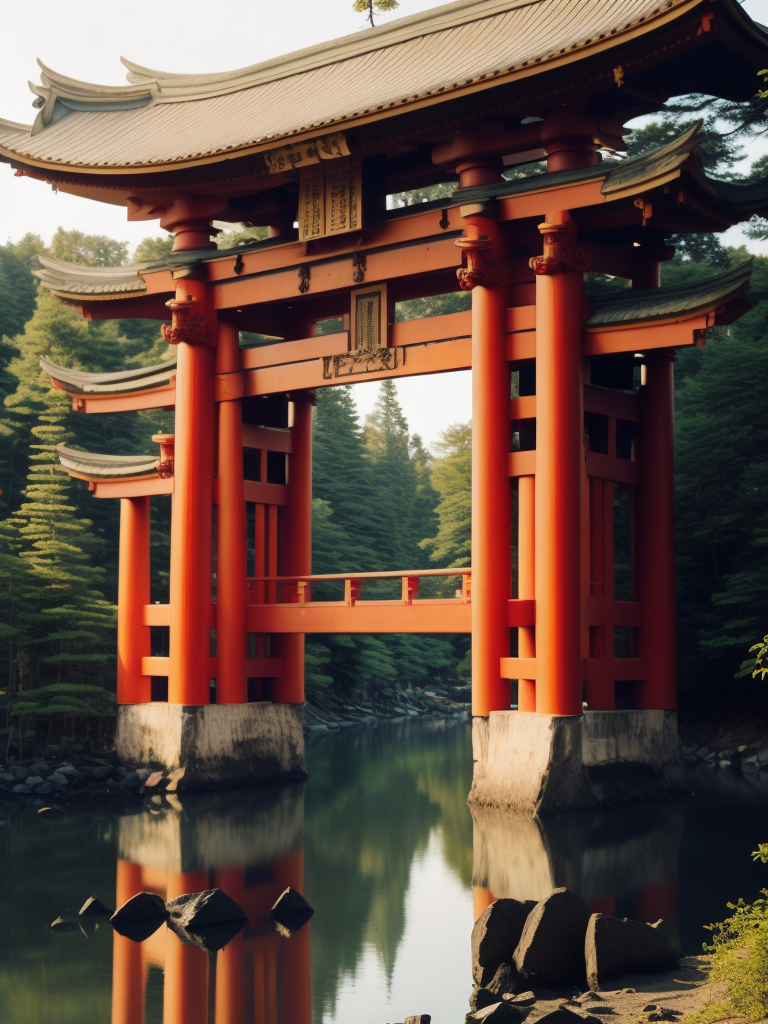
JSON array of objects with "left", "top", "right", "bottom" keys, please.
[{"left": 1, "top": 720, "right": 768, "bottom": 1024}]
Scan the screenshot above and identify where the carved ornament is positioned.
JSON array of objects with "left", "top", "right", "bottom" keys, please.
[
  {"left": 298, "top": 264, "right": 311, "bottom": 293},
  {"left": 529, "top": 222, "right": 593, "bottom": 276},
  {"left": 323, "top": 347, "right": 398, "bottom": 379},
  {"left": 161, "top": 295, "right": 215, "bottom": 347},
  {"left": 455, "top": 235, "right": 511, "bottom": 290},
  {"left": 352, "top": 252, "right": 366, "bottom": 284}
]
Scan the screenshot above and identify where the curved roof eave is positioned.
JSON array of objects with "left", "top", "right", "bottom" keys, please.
[
  {"left": 3, "top": 0, "right": 762, "bottom": 175},
  {"left": 57, "top": 443, "right": 159, "bottom": 479},
  {"left": 41, "top": 354, "right": 177, "bottom": 395}
]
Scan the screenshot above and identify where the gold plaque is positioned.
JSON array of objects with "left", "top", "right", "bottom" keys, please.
[
  {"left": 297, "top": 160, "right": 362, "bottom": 241},
  {"left": 351, "top": 284, "right": 387, "bottom": 352}
]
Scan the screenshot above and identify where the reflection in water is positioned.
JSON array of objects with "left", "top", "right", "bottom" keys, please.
[
  {"left": 2, "top": 725, "right": 768, "bottom": 1023},
  {"left": 113, "top": 786, "right": 311, "bottom": 1024}
]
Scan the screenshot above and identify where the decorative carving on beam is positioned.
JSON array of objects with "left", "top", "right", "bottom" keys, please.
[
  {"left": 323, "top": 346, "right": 398, "bottom": 379},
  {"left": 352, "top": 252, "right": 366, "bottom": 283},
  {"left": 455, "top": 235, "right": 512, "bottom": 290},
  {"left": 529, "top": 222, "right": 593, "bottom": 276},
  {"left": 153, "top": 433, "right": 175, "bottom": 479},
  {"left": 297, "top": 159, "right": 362, "bottom": 241},
  {"left": 233, "top": 253, "right": 245, "bottom": 275},
  {"left": 161, "top": 295, "right": 215, "bottom": 346},
  {"left": 298, "top": 264, "right": 311, "bottom": 293}
]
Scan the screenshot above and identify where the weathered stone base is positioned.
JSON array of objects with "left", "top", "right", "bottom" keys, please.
[
  {"left": 115, "top": 702, "right": 307, "bottom": 791},
  {"left": 469, "top": 710, "right": 685, "bottom": 813}
]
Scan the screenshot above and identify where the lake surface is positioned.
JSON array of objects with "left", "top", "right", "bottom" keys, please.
[{"left": 1, "top": 719, "right": 768, "bottom": 1024}]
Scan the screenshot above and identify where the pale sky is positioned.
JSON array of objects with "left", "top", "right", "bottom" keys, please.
[{"left": 1, "top": 0, "right": 768, "bottom": 446}]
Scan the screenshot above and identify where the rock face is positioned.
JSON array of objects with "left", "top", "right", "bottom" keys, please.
[
  {"left": 472, "top": 898, "right": 536, "bottom": 985},
  {"left": 110, "top": 891, "right": 169, "bottom": 942},
  {"left": 79, "top": 896, "right": 112, "bottom": 917},
  {"left": 536, "top": 1009, "right": 602, "bottom": 1024},
  {"left": 166, "top": 889, "right": 248, "bottom": 932},
  {"left": 585, "top": 914, "right": 681, "bottom": 990},
  {"left": 269, "top": 887, "right": 314, "bottom": 938},
  {"left": 513, "top": 888, "right": 591, "bottom": 988},
  {"left": 467, "top": 1002, "right": 530, "bottom": 1022}
]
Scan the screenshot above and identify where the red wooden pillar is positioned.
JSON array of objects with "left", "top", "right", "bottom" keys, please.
[
  {"left": 117, "top": 496, "right": 151, "bottom": 704},
  {"left": 167, "top": 276, "right": 216, "bottom": 706},
  {"left": 274, "top": 394, "right": 313, "bottom": 705},
  {"left": 636, "top": 351, "right": 677, "bottom": 710},
  {"left": 531, "top": 217, "right": 584, "bottom": 716},
  {"left": 517, "top": 476, "right": 536, "bottom": 711},
  {"left": 112, "top": 860, "right": 146, "bottom": 1024},
  {"left": 458, "top": 157, "right": 512, "bottom": 718},
  {"left": 215, "top": 321, "right": 247, "bottom": 704}
]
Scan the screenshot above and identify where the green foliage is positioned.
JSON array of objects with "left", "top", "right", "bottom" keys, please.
[
  {"left": 49, "top": 228, "right": 128, "bottom": 267},
  {"left": 749, "top": 636, "right": 768, "bottom": 682},
  {"left": 216, "top": 225, "right": 269, "bottom": 249},
  {"left": 422, "top": 423, "right": 472, "bottom": 569},
  {"left": 132, "top": 235, "right": 174, "bottom": 262},
  {"left": 352, "top": 0, "right": 399, "bottom": 27}
]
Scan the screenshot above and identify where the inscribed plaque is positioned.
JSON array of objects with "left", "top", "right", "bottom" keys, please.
[
  {"left": 298, "top": 169, "right": 324, "bottom": 241},
  {"left": 297, "top": 159, "right": 362, "bottom": 241},
  {"left": 351, "top": 284, "right": 387, "bottom": 353}
]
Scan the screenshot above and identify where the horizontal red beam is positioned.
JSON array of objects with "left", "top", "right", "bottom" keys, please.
[
  {"left": 245, "top": 601, "right": 471, "bottom": 633},
  {"left": 140, "top": 656, "right": 281, "bottom": 678},
  {"left": 500, "top": 656, "right": 649, "bottom": 681}
]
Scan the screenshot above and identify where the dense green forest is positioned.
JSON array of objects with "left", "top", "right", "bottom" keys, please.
[{"left": 1, "top": 94, "right": 768, "bottom": 747}]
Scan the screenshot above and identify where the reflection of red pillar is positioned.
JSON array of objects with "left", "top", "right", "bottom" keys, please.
[
  {"left": 636, "top": 352, "right": 676, "bottom": 710},
  {"left": 168, "top": 278, "right": 215, "bottom": 705},
  {"left": 275, "top": 850, "right": 312, "bottom": 1024},
  {"left": 473, "top": 885, "right": 495, "bottom": 921},
  {"left": 164, "top": 872, "right": 210, "bottom": 1024},
  {"left": 216, "top": 321, "right": 247, "bottom": 704},
  {"left": 634, "top": 881, "right": 678, "bottom": 925},
  {"left": 112, "top": 860, "right": 146, "bottom": 1024},
  {"left": 518, "top": 476, "right": 536, "bottom": 712},
  {"left": 214, "top": 868, "right": 245, "bottom": 1024},
  {"left": 117, "top": 497, "right": 151, "bottom": 704},
  {"left": 274, "top": 397, "right": 313, "bottom": 704},
  {"left": 532, "top": 218, "right": 583, "bottom": 716}
]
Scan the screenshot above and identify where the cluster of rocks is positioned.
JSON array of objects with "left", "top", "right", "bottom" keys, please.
[
  {"left": 51, "top": 885, "right": 313, "bottom": 954},
  {"left": 304, "top": 688, "right": 469, "bottom": 734},
  {"left": 386, "top": 1017, "right": 431, "bottom": 1024},
  {"left": 681, "top": 739, "right": 768, "bottom": 774},
  {"left": 0, "top": 746, "right": 189, "bottom": 807},
  {"left": 467, "top": 888, "right": 681, "bottom": 1022}
]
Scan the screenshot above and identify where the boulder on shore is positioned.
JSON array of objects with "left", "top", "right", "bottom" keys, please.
[
  {"left": 166, "top": 889, "right": 247, "bottom": 932},
  {"left": 472, "top": 899, "right": 536, "bottom": 986},
  {"left": 585, "top": 914, "right": 681, "bottom": 990},
  {"left": 269, "top": 886, "right": 314, "bottom": 938},
  {"left": 466, "top": 1001, "right": 530, "bottom": 1022},
  {"left": 404, "top": 1016, "right": 432, "bottom": 1024},
  {"left": 536, "top": 1008, "right": 603, "bottom": 1024},
  {"left": 110, "top": 891, "right": 168, "bottom": 942},
  {"left": 513, "top": 888, "right": 591, "bottom": 988}
]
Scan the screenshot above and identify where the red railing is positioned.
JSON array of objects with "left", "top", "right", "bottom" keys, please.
[{"left": 246, "top": 567, "right": 471, "bottom": 606}]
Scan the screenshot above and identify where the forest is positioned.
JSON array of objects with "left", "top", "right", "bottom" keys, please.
[{"left": 1, "top": 95, "right": 768, "bottom": 747}]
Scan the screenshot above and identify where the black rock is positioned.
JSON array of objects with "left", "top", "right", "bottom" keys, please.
[
  {"left": 404, "top": 1017, "right": 431, "bottom": 1024},
  {"left": 472, "top": 899, "right": 536, "bottom": 986},
  {"left": 585, "top": 914, "right": 681, "bottom": 990},
  {"left": 513, "top": 888, "right": 591, "bottom": 988},
  {"left": 91, "top": 765, "right": 113, "bottom": 780},
  {"left": 471, "top": 987, "right": 501, "bottom": 1013},
  {"left": 169, "top": 919, "right": 246, "bottom": 952},
  {"left": 466, "top": 1002, "right": 530, "bottom": 1022},
  {"left": 486, "top": 963, "right": 513, "bottom": 997},
  {"left": 536, "top": 1009, "right": 602, "bottom": 1024},
  {"left": 50, "top": 916, "right": 80, "bottom": 934},
  {"left": 505, "top": 992, "right": 536, "bottom": 1007},
  {"left": 12, "top": 784, "right": 31, "bottom": 795},
  {"left": 110, "top": 891, "right": 169, "bottom": 942},
  {"left": 36, "top": 783, "right": 54, "bottom": 796},
  {"left": 80, "top": 896, "right": 113, "bottom": 917},
  {"left": 119, "top": 771, "right": 142, "bottom": 790},
  {"left": 166, "top": 889, "right": 247, "bottom": 932},
  {"left": 38, "top": 806, "right": 65, "bottom": 820},
  {"left": 269, "top": 887, "right": 314, "bottom": 938}
]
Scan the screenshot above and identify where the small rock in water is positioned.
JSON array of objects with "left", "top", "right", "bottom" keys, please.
[
  {"left": 589, "top": 1009, "right": 617, "bottom": 1016},
  {"left": 50, "top": 916, "right": 80, "bottom": 934},
  {"left": 166, "top": 889, "right": 247, "bottom": 932},
  {"left": 110, "top": 892, "right": 169, "bottom": 942},
  {"left": 648, "top": 1015, "right": 662, "bottom": 1022},
  {"left": 269, "top": 887, "right": 314, "bottom": 938},
  {"left": 12, "top": 784, "right": 31, "bottom": 795},
  {"left": 0, "top": 772, "right": 15, "bottom": 784},
  {"left": 165, "top": 767, "right": 186, "bottom": 792},
  {"left": 143, "top": 771, "right": 165, "bottom": 790},
  {"left": 119, "top": 771, "right": 142, "bottom": 790},
  {"left": 25, "top": 776, "right": 44, "bottom": 788},
  {"left": 38, "top": 806, "right": 65, "bottom": 820},
  {"left": 79, "top": 896, "right": 113, "bottom": 917},
  {"left": 135, "top": 768, "right": 152, "bottom": 783},
  {"left": 36, "top": 783, "right": 54, "bottom": 796},
  {"left": 91, "top": 765, "right": 113, "bottom": 780},
  {"left": 48, "top": 771, "right": 69, "bottom": 786}
]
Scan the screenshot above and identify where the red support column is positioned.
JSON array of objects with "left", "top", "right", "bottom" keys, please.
[
  {"left": 274, "top": 394, "right": 313, "bottom": 705},
  {"left": 636, "top": 351, "right": 677, "bottom": 710},
  {"left": 112, "top": 860, "right": 146, "bottom": 1024},
  {"left": 517, "top": 476, "right": 536, "bottom": 711},
  {"left": 215, "top": 321, "right": 247, "bottom": 704},
  {"left": 531, "top": 217, "right": 584, "bottom": 716},
  {"left": 168, "top": 276, "right": 216, "bottom": 706},
  {"left": 117, "top": 496, "right": 151, "bottom": 704}
]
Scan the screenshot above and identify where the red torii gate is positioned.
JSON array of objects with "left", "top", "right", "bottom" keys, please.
[{"left": 3, "top": 0, "right": 767, "bottom": 807}]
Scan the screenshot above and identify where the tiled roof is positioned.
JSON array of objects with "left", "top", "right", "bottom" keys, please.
[
  {"left": 0, "top": 0, "right": 745, "bottom": 171},
  {"left": 35, "top": 255, "right": 147, "bottom": 295},
  {"left": 57, "top": 444, "right": 158, "bottom": 478},
  {"left": 586, "top": 260, "right": 757, "bottom": 327},
  {"left": 40, "top": 355, "right": 177, "bottom": 394}
]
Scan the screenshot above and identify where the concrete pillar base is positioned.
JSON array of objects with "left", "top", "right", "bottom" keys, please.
[
  {"left": 469, "top": 710, "right": 685, "bottom": 813},
  {"left": 115, "top": 702, "right": 306, "bottom": 791}
]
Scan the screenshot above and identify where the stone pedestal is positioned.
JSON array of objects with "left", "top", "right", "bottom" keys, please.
[
  {"left": 115, "top": 702, "right": 306, "bottom": 791},
  {"left": 469, "top": 710, "right": 685, "bottom": 813}
]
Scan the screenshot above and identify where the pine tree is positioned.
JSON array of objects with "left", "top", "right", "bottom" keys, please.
[{"left": 352, "top": 0, "right": 399, "bottom": 28}]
